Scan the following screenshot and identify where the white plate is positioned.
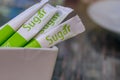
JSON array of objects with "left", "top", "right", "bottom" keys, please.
[{"left": 88, "top": 0, "right": 120, "bottom": 33}]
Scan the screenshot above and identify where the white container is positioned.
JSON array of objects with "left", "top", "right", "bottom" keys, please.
[{"left": 0, "top": 47, "right": 58, "bottom": 80}]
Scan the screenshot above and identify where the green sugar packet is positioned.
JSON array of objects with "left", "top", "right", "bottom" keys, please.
[
  {"left": 25, "top": 15, "right": 85, "bottom": 48},
  {"left": 2, "top": 4, "right": 57, "bottom": 47},
  {"left": 0, "top": 0, "right": 48, "bottom": 45}
]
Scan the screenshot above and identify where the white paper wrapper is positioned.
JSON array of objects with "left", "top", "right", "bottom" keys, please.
[
  {"left": 2, "top": 4, "right": 57, "bottom": 47},
  {"left": 17, "top": 4, "right": 57, "bottom": 41},
  {"left": 0, "top": 0, "right": 48, "bottom": 45},
  {"left": 25, "top": 15, "right": 85, "bottom": 48}
]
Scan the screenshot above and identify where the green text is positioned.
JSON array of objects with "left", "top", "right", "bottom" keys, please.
[
  {"left": 40, "top": 13, "right": 60, "bottom": 34},
  {"left": 22, "top": 9, "right": 46, "bottom": 31},
  {"left": 46, "top": 24, "right": 70, "bottom": 45}
]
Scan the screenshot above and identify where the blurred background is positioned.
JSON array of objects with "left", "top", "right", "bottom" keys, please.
[{"left": 0, "top": 0, "right": 120, "bottom": 80}]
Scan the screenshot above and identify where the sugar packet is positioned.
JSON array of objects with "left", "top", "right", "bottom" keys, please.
[
  {"left": 2, "top": 4, "right": 57, "bottom": 47},
  {"left": 0, "top": 0, "right": 49, "bottom": 45},
  {"left": 25, "top": 15, "right": 85, "bottom": 48}
]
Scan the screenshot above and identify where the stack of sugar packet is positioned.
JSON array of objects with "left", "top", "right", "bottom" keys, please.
[{"left": 0, "top": 0, "right": 85, "bottom": 48}]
